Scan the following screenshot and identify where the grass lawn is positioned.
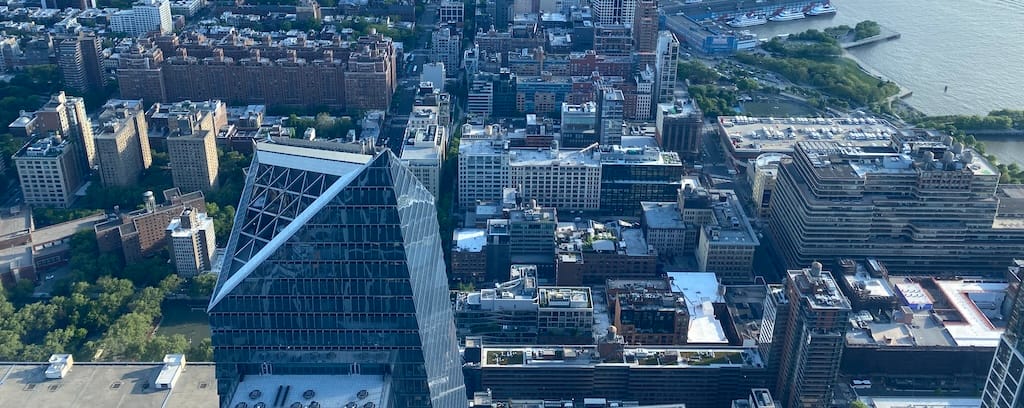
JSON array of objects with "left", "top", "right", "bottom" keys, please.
[{"left": 157, "top": 299, "right": 211, "bottom": 341}]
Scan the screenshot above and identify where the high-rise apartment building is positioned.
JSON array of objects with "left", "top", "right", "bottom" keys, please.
[
  {"left": 165, "top": 107, "right": 220, "bottom": 192},
  {"left": 94, "top": 99, "right": 152, "bottom": 187},
  {"left": 656, "top": 99, "right": 703, "bottom": 160},
  {"left": 768, "top": 138, "right": 1024, "bottom": 275},
  {"left": 655, "top": 32, "right": 680, "bottom": 103},
  {"left": 633, "top": 0, "right": 659, "bottom": 64},
  {"left": 591, "top": 0, "right": 636, "bottom": 25},
  {"left": 768, "top": 263, "right": 851, "bottom": 408},
  {"left": 982, "top": 260, "right": 1024, "bottom": 408},
  {"left": 432, "top": 26, "right": 462, "bottom": 77},
  {"left": 57, "top": 32, "right": 107, "bottom": 94},
  {"left": 598, "top": 87, "right": 624, "bottom": 145},
  {"left": 109, "top": 0, "right": 173, "bottom": 37},
  {"left": 115, "top": 40, "right": 166, "bottom": 104},
  {"left": 95, "top": 189, "right": 206, "bottom": 263},
  {"left": 119, "top": 33, "right": 396, "bottom": 110},
  {"left": 208, "top": 138, "right": 467, "bottom": 408},
  {"left": 14, "top": 136, "right": 87, "bottom": 208},
  {"left": 165, "top": 207, "right": 216, "bottom": 278},
  {"left": 32, "top": 92, "right": 95, "bottom": 170}
]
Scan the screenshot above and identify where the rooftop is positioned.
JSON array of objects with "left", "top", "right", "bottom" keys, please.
[
  {"left": 789, "top": 265, "right": 852, "bottom": 310},
  {"left": 667, "top": 272, "right": 727, "bottom": 344},
  {"left": 718, "top": 115, "right": 900, "bottom": 157},
  {"left": 227, "top": 374, "right": 388, "bottom": 408},
  {"left": 480, "top": 345, "right": 762, "bottom": 368},
  {"left": 16, "top": 136, "right": 72, "bottom": 158},
  {"left": 0, "top": 363, "right": 217, "bottom": 408},
  {"left": 847, "top": 276, "right": 1007, "bottom": 348},
  {"left": 857, "top": 397, "right": 981, "bottom": 408},
  {"left": 556, "top": 220, "right": 654, "bottom": 258},
  {"left": 640, "top": 202, "right": 686, "bottom": 230},
  {"left": 453, "top": 228, "right": 486, "bottom": 252},
  {"left": 704, "top": 190, "right": 758, "bottom": 246}
]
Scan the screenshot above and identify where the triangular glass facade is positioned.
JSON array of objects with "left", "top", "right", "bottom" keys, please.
[{"left": 209, "top": 147, "right": 467, "bottom": 408}]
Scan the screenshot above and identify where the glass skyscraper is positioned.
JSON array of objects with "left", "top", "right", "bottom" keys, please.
[{"left": 208, "top": 138, "right": 467, "bottom": 408}]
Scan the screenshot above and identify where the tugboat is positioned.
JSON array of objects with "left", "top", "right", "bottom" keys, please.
[
  {"left": 806, "top": 3, "right": 838, "bottom": 16},
  {"left": 728, "top": 14, "right": 768, "bottom": 27},
  {"left": 769, "top": 9, "right": 806, "bottom": 21}
]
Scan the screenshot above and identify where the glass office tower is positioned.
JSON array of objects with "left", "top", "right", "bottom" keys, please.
[{"left": 208, "top": 139, "right": 467, "bottom": 408}]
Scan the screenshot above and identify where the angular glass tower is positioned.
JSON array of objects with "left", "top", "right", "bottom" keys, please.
[{"left": 208, "top": 139, "right": 467, "bottom": 408}]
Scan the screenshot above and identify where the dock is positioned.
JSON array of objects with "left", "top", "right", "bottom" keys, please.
[{"left": 840, "top": 26, "right": 902, "bottom": 49}]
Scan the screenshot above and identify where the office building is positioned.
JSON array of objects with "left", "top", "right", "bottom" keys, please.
[
  {"left": 982, "top": 260, "right": 1024, "bottom": 408},
  {"left": 561, "top": 102, "right": 598, "bottom": 148},
  {"left": 516, "top": 74, "right": 573, "bottom": 115},
  {"left": 165, "top": 108, "right": 220, "bottom": 193},
  {"left": 454, "top": 265, "right": 594, "bottom": 344},
  {"left": 510, "top": 144, "right": 603, "bottom": 210},
  {"left": 655, "top": 32, "right": 679, "bottom": 103},
  {"left": 95, "top": 188, "right": 206, "bottom": 263},
  {"left": 453, "top": 228, "right": 487, "bottom": 283},
  {"left": 165, "top": 207, "right": 216, "bottom": 278},
  {"left": 555, "top": 218, "right": 658, "bottom": 285},
  {"left": 769, "top": 263, "right": 852, "bottom": 408},
  {"left": 57, "top": 32, "right": 107, "bottom": 94},
  {"left": 767, "top": 138, "right": 1024, "bottom": 275},
  {"left": 400, "top": 111, "right": 447, "bottom": 199},
  {"left": 207, "top": 138, "right": 467, "bottom": 407},
  {"left": 631, "top": 68, "right": 655, "bottom": 121},
  {"left": 459, "top": 138, "right": 511, "bottom": 209},
  {"left": 439, "top": 0, "right": 465, "bottom": 25},
  {"left": 839, "top": 262, "right": 1005, "bottom": 382},
  {"left": 94, "top": 99, "right": 152, "bottom": 187},
  {"left": 633, "top": 0, "right": 658, "bottom": 64},
  {"left": 591, "top": 0, "right": 636, "bottom": 25},
  {"left": 655, "top": 99, "right": 703, "bottom": 161},
  {"left": 746, "top": 153, "right": 786, "bottom": 219},
  {"left": 599, "top": 144, "right": 684, "bottom": 214},
  {"left": 598, "top": 88, "right": 624, "bottom": 145},
  {"left": 606, "top": 278, "right": 690, "bottom": 345},
  {"left": 109, "top": 0, "right": 173, "bottom": 37},
  {"left": 695, "top": 190, "right": 759, "bottom": 284},
  {"left": 467, "top": 343, "right": 766, "bottom": 408},
  {"left": 592, "top": 24, "right": 633, "bottom": 57},
  {"left": 14, "top": 136, "right": 87, "bottom": 208},
  {"left": 31, "top": 92, "right": 96, "bottom": 170},
  {"left": 715, "top": 116, "right": 904, "bottom": 161},
  {"left": 432, "top": 26, "right": 462, "bottom": 77}
]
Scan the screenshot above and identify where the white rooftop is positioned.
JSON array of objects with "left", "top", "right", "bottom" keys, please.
[
  {"left": 934, "top": 279, "right": 1007, "bottom": 347},
  {"left": 454, "top": 228, "right": 486, "bottom": 252},
  {"left": 228, "top": 374, "right": 388, "bottom": 408},
  {"left": 667, "top": 272, "right": 727, "bottom": 344},
  {"left": 858, "top": 397, "right": 981, "bottom": 408}
]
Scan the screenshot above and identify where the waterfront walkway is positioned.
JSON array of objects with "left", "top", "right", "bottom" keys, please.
[{"left": 840, "top": 25, "right": 902, "bottom": 49}]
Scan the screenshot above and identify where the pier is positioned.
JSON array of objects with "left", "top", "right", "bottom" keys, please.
[{"left": 840, "top": 26, "right": 902, "bottom": 49}]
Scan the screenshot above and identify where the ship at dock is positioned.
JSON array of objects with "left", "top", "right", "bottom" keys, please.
[
  {"left": 806, "top": 3, "right": 837, "bottom": 16},
  {"left": 769, "top": 8, "right": 806, "bottom": 21},
  {"left": 729, "top": 14, "right": 769, "bottom": 27}
]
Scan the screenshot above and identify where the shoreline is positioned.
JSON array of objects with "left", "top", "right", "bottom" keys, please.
[{"left": 840, "top": 49, "right": 928, "bottom": 120}]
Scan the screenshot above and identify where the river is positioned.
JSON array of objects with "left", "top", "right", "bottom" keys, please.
[
  {"left": 741, "top": 0, "right": 1024, "bottom": 164},
  {"left": 742, "top": 0, "right": 1024, "bottom": 117}
]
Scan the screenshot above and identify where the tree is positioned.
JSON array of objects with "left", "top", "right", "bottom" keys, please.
[
  {"left": 189, "top": 273, "right": 219, "bottom": 298},
  {"left": 850, "top": 401, "right": 870, "bottom": 408},
  {"left": 7, "top": 278, "right": 36, "bottom": 304}
]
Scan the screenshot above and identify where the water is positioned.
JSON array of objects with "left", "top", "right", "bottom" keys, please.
[
  {"left": 743, "top": 0, "right": 1024, "bottom": 116},
  {"left": 977, "top": 136, "right": 1024, "bottom": 167}
]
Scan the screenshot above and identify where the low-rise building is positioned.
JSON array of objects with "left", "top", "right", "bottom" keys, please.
[
  {"left": 0, "top": 211, "right": 106, "bottom": 285},
  {"left": 454, "top": 265, "right": 594, "bottom": 344},
  {"left": 467, "top": 342, "right": 766, "bottom": 408},
  {"left": 607, "top": 278, "right": 690, "bottom": 345},
  {"left": 695, "top": 190, "right": 759, "bottom": 284},
  {"left": 555, "top": 219, "right": 658, "bottom": 286},
  {"left": 95, "top": 188, "right": 206, "bottom": 263}
]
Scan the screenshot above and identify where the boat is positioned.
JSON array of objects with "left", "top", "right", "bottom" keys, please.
[
  {"left": 806, "top": 3, "right": 837, "bottom": 16},
  {"left": 769, "top": 9, "right": 806, "bottom": 21},
  {"left": 728, "top": 14, "right": 768, "bottom": 27}
]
